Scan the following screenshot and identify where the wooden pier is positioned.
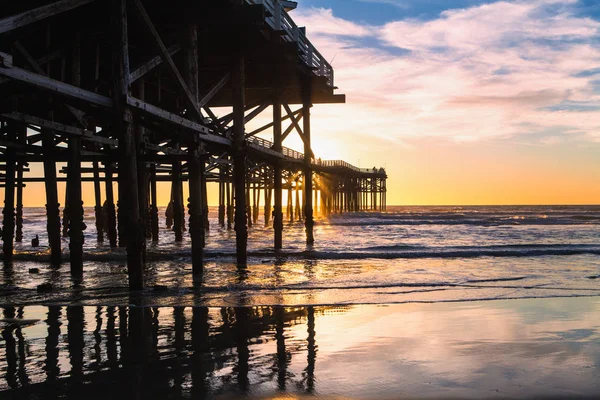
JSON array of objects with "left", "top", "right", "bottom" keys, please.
[{"left": 0, "top": 0, "right": 387, "bottom": 289}]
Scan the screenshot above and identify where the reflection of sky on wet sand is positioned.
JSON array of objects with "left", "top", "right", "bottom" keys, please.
[
  {"left": 1, "top": 297, "right": 599, "bottom": 399},
  {"left": 309, "top": 298, "right": 600, "bottom": 399}
]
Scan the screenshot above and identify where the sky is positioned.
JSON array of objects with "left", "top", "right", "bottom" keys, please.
[
  {"left": 13, "top": 0, "right": 600, "bottom": 206},
  {"left": 285, "top": 0, "right": 600, "bottom": 204}
]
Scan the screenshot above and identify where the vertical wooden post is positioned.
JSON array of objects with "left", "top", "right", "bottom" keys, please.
[
  {"left": 232, "top": 55, "right": 248, "bottom": 266},
  {"left": 226, "top": 172, "right": 232, "bottom": 230},
  {"left": 184, "top": 21, "right": 205, "bottom": 278},
  {"left": 302, "top": 78, "right": 314, "bottom": 243},
  {"left": 172, "top": 159, "right": 183, "bottom": 242},
  {"left": 92, "top": 161, "right": 104, "bottom": 242},
  {"left": 287, "top": 186, "right": 293, "bottom": 222},
  {"left": 201, "top": 160, "right": 209, "bottom": 232},
  {"left": 67, "top": 136, "right": 84, "bottom": 274},
  {"left": 149, "top": 163, "right": 159, "bottom": 242},
  {"left": 43, "top": 124, "right": 62, "bottom": 266},
  {"left": 218, "top": 168, "right": 225, "bottom": 226},
  {"left": 252, "top": 183, "right": 259, "bottom": 224},
  {"left": 313, "top": 186, "right": 318, "bottom": 218},
  {"left": 2, "top": 129, "right": 16, "bottom": 263},
  {"left": 68, "top": 33, "right": 84, "bottom": 275},
  {"left": 14, "top": 126, "right": 25, "bottom": 243},
  {"left": 295, "top": 179, "right": 301, "bottom": 220},
  {"left": 105, "top": 163, "right": 118, "bottom": 247},
  {"left": 62, "top": 180, "right": 69, "bottom": 237},
  {"left": 273, "top": 95, "right": 283, "bottom": 248},
  {"left": 265, "top": 187, "right": 272, "bottom": 227},
  {"left": 245, "top": 182, "right": 252, "bottom": 228},
  {"left": 113, "top": 0, "right": 143, "bottom": 289},
  {"left": 134, "top": 80, "right": 148, "bottom": 248},
  {"left": 187, "top": 147, "right": 206, "bottom": 276}
]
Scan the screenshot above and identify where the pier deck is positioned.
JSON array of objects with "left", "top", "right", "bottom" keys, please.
[{"left": 0, "top": 0, "right": 387, "bottom": 289}]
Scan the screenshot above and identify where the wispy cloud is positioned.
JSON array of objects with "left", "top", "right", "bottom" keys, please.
[
  {"left": 356, "top": 0, "right": 410, "bottom": 9},
  {"left": 294, "top": 1, "right": 600, "bottom": 144}
]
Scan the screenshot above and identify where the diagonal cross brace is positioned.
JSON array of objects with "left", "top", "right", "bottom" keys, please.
[{"left": 130, "top": 0, "right": 203, "bottom": 122}]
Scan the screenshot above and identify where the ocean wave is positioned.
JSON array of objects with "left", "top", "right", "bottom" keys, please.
[
  {"left": 326, "top": 217, "right": 600, "bottom": 226},
  {"left": 5, "top": 243, "right": 600, "bottom": 263}
]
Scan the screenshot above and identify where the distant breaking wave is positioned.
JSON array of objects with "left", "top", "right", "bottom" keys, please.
[
  {"left": 8, "top": 243, "right": 600, "bottom": 262},
  {"left": 326, "top": 215, "right": 600, "bottom": 226}
]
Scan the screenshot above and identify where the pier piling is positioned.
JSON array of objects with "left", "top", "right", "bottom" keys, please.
[{"left": 0, "top": 0, "right": 387, "bottom": 285}]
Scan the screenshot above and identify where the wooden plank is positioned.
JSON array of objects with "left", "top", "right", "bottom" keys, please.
[
  {"left": 244, "top": 102, "right": 269, "bottom": 124},
  {"left": 283, "top": 103, "right": 303, "bottom": 137},
  {"left": 14, "top": 41, "right": 88, "bottom": 127},
  {"left": 199, "top": 73, "right": 230, "bottom": 108},
  {"left": 0, "top": 65, "right": 113, "bottom": 107},
  {"left": 131, "top": 0, "right": 203, "bottom": 121},
  {"left": 1, "top": 112, "right": 117, "bottom": 146},
  {"left": 0, "top": 0, "right": 95, "bottom": 35},
  {"left": 126, "top": 95, "right": 230, "bottom": 145},
  {"left": 245, "top": 108, "right": 301, "bottom": 138},
  {"left": 0, "top": 52, "right": 13, "bottom": 67},
  {"left": 129, "top": 44, "right": 180, "bottom": 83}
]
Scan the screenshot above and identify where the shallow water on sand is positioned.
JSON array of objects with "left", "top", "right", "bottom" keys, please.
[
  {"left": 2, "top": 206, "right": 600, "bottom": 398},
  {"left": 2, "top": 206, "right": 600, "bottom": 306},
  {"left": 1, "top": 297, "right": 599, "bottom": 399}
]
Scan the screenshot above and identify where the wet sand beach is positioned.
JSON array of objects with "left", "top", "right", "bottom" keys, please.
[{"left": 1, "top": 297, "right": 599, "bottom": 399}]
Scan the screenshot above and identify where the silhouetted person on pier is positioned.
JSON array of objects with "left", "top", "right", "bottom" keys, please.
[
  {"left": 31, "top": 235, "right": 39, "bottom": 248},
  {"left": 166, "top": 201, "right": 174, "bottom": 229}
]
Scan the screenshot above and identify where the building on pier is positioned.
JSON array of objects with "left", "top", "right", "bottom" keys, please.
[{"left": 0, "top": 0, "right": 387, "bottom": 288}]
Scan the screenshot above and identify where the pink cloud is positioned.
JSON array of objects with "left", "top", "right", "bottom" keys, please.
[{"left": 291, "top": 1, "right": 600, "bottom": 146}]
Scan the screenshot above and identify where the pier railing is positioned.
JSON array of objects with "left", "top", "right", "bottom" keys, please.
[
  {"left": 246, "top": 136, "right": 385, "bottom": 176},
  {"left": 247, "top": 0, "right": 335, "bottom": 86}
]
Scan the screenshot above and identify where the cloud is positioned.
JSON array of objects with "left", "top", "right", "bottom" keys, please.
[
  {"left": 356, "top": 0, "right": 410, "bottom": 8},
  {"left": 296, "top": 8, "right": 374, "bottom": 37},
  {"left": 293, "top": 1, "right": 600, "bottom": 144}
]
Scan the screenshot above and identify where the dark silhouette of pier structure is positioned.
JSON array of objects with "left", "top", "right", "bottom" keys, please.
[
  {"left": 0, "top": 0, "right": 387, "bottom": 289},
  {"left": 0, "top": 304, "right": 325, "bottom": 397}
]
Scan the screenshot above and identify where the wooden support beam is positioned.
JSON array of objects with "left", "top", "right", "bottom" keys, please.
[
  {"left": 0, "top": 65, "right": 113, "bottom": 108},
  {"left": 67, "top": 33, "right": 84, "bottom": 275},
  {"left": 105, "top": 163, "right": 117, "bottom": 247},
  {"left": 302, "top": 79, "right": 314, "bottom": 245},
  {"left": 198, "top": 74, "right": 230, "bottom": 108},
  {"left": 172, "top": 156, "right": 184, "bottom": 242},
  {"left": 2, "top": 138, "right": 16, "bottom": 263},
  {"left": 283, "top": 103, "right": 303, "bottom": 137},
  {"left": 0, "top": 0, "right": 95, "bottom": 35},
  {"left": 1, "top": 112, "right": 117, "bottom": 146},
  {"left": 14, "top": 126, "right": 25, "bottom": 243},
  {"left": 13, "top": 41, "right": 87, "bottom": 128},
  {"left": 280, "top": 111, "right": 302, "bottom": 142},
  {"left": 184, "top": 21, "right": 205, "bottom": 278},
  {"left": 92, "top": 161, "right": 104, "bottom": 242},
  {"left": 126, "top": 96, "right": 228, "bottom": 142},
  {"left": 130, "top": 0, "right": 203, "bottom": 122},
  {"left": 113, "top": 0, "right": 143, "bottom": 289},
  {"left": 244, "top": 102, "right": 269, "bottom": 125},
  {"left": 232, "top": 55, "right": 247, "bottom": 267},
  {"left": 245, "top": 108, "right": 301, "bottom": 138},
  {"left": 149, "top": 163, "right": 159, "bottom": 242},
  {"left": 273, "top": 95, "right": 283, "bottom": 249},
  {"left": 129, "top": 45, "right": 180, "bottom": 83},
  {"left": 42, "top": 122, "right": 62, "bottom": 266},
  {"left": 134, "top": 80, "right": 149, "bottom": 248}
]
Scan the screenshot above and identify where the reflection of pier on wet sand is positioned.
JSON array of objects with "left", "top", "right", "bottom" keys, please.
[
  {"left": 0, "top": 0, "right": 387, "bottom": 290},
  {"left": 2, "top": 299, "right": 600, "bottom": 398},
  {"left": 0, "top": 305, "right": 320, "bottom": 398}
]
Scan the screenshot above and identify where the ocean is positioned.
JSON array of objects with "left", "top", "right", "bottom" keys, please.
[
  {"left": 2, "top": 205, "right": 600, "bottom": 306},
  {"left": 2, "top": 206, "right": 600, "bottom": 398}
]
